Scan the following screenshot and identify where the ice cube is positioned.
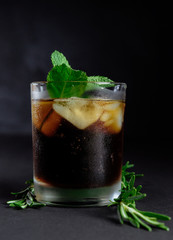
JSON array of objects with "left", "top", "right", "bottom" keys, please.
[
  {"left": 100, "top": 102, "right": 125, "bottom": 133},
  {"left": 83, "top": 86, "right": 125, "bottom": 100},
  {"left": 41, "top": 111, "right": 61, "bottom": 137},
  {"left": 104, "top": 119, "right": 114, "bottom": 127},
  {"left": 32, "top": 101, "right": 52, "bottom": 129},
  {"left": 100, "top": 112, "right": 111, "bottom": 122},
  {"left": 53, "top": 98, "right": 103, "bottom": 129},
  {"left": 32, "top": 101, "right": 61, "bottom": 137},
  {"left": 82, "top": 88, "right": 117, "bottom": 100},
  {"left": 103, "top": 102, "right": 120, "bottom": 110}
]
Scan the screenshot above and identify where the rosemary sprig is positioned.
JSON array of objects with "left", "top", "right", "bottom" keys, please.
[
  {"left": 7, "top": 162, "right": 171, "bottom": 231},
  {"left": 108, "top": 161, "right": 171, "bottom": 231},
  {"left": 7, "top": 180, "right": 45, "bottom": 209}
]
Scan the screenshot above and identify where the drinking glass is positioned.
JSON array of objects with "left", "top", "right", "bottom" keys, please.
[{"left": 31, "top": 81, "right": 127, "bottom": 206}]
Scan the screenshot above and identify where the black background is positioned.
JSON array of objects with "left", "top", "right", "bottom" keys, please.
[
  {"left": 0, "top": 2, "right": 173, "bottom": 240},
  {"left": 0, "top": 1, "right": 172, "bottom": 141}
]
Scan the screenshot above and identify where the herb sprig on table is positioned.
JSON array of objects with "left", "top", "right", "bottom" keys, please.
[
  {"left": 108, "top": 162, "right": 170, "bottom": 231},
  {"left": 7, "top": 162, "right": 171, "bottom": 231},
  {"left": 7, "top": 180, "right": 46, "bottom": 209}
]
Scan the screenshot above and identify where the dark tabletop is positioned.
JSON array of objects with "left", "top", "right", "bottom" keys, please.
[{"left": 0, "top": 135, "right": 172, "bottom": 240}]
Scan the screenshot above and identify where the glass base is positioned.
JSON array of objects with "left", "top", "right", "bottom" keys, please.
[{"left": 34, "top": 178, "right": 121, "bottom": 207}]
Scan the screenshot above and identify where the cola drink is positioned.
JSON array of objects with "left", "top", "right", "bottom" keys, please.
[{"left": 31, "top": 83, "right": 126, "bottom": 206}]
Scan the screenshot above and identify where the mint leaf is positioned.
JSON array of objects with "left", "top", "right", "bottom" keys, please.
[
  {"left": 47, "top": 64, "right": 87, "bottom": 98},
  {"left": 88, "top": 76, "right": 114, "bottom": 83},
  {"left": 86, "top": 76, "right": 115, "bottom": 91},
  {"left": 51, "top": 50, "right": 71, "bottom": 68}
]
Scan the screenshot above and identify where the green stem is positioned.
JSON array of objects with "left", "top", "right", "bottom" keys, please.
[{"left": 121, "top": 202, "right": 170, "bottom": 231}]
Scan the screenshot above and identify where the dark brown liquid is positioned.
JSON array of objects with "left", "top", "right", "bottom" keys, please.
[{"left": 32, "top": 99, "right": 124, "bottom": 188}]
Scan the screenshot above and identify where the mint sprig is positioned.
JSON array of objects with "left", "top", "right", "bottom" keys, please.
[{"left": 46, "top": 50, "right": 114, "bottom": 98}]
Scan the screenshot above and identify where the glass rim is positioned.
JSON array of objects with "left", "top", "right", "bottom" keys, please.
[{"left": 31, "top": 81, "right": 127, "bottom": 88}]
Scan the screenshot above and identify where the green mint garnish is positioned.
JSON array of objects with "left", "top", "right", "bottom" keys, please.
[
  {"left": 7, "top": 162, "right": 171, "bottom": 232},
  {"left": 87, "top": 76, "right": 114, "bottom": 84},
  {"left": 86, "top": 76, "right": 115, "bottom": 90},
  {"left": 51, "top": 50, "right": 71, "bottom": 68},
  {"left": 47, "top": 64, "right": 87, "bottom": 98},
  {"left": 46, "top": 50, "right": 114, "bottom": 98}
]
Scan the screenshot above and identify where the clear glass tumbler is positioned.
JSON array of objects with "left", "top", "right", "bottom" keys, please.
[{"left": 31, "top": 81, "right": 127, "bottom": 206}]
